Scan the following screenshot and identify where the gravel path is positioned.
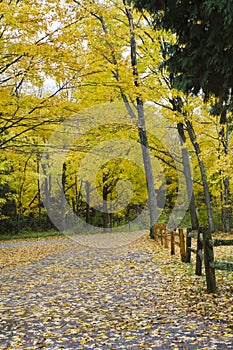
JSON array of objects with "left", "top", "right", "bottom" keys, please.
[{"left": 0, "top": 233, "right": 232, "bottom": 349}]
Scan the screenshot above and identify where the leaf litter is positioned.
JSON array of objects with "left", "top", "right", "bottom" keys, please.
[{"left": 0, "top": 232, "right": 232, "bottom": 349}]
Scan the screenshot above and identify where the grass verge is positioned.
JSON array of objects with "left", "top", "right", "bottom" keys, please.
[{"left": 0, "top": 229, "right": 64, "bottom": 241}]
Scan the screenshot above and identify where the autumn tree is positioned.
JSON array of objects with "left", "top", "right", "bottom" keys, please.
[
  {"left": 2, "top": 0, "right": 232, "bottom": 234},
  {"left": 0, "top": 0, "right": 97, "bottom": 228},
  {"left": 70, "top": 0, "right": 160, "bottom": 236},
  {"left": 133, "top": 0, "right": 233, "bottom": 231}
]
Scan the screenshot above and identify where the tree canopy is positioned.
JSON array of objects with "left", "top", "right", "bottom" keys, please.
[
  {"left": 0, "top": 0, "right": 233, "bottom": 233},
  {"left": 134, "top": 0, "right": 233, "bottom": 103}
]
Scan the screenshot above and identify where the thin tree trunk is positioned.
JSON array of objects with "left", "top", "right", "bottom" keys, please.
[
  {"left": 110, "top": 212, "right": 113, "bottom": 231},
  {"left": 85, "top": 180, "right": 91, "bottom": 225},
  {"left": 177, "top": 123, "right": 199, "bottom": 229},
  {"left": 217, "top": 99, "right": 231, "bottom": 232},
  {"left": 124, "top": 0, "right": 158, "bottom": 237},
  {"left": 74, "top": 172, "right": 78, "bottom": 214},
  {"left": 37, "top": 154, "right": 42, "bottom": 229},
  {"left": 222, "top": 124, "right": 230, "bottom": 232},
  {"left": 41, "top": 151, "right": 52, "bottom": 229},
  {"left": 61, "top": 162, "right": 67, "bottom": 230},
  {"left": 186, "top": 120, "right": 215, "bottom": 232},
  {"left": 218, "top": 153, "right": 225, "bottom": 231},
  {"left": 103, "top": 174, "right": 108, "bottom": 232},
  {"left": 223, "top": 175, "right": 230, "bottom": 232},
  {"left": 76, "top": 179, "right": 83, "bottom": 216},
  {"left": 137, "top": 102, "right": 159, "bottom": 236},
  {"left": 17, "top": 153, "right": 32, "bottom": 233}
]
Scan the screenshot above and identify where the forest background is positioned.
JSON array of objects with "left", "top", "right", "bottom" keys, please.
[{"left": 1, "top": 0, "right": 232, "bottom": 236}]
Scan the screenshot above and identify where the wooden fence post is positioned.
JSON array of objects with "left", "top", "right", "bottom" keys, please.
[
  {"left": 195, "top": 226, "right": 204, "bottom": 275},
  {"left": 170, "top": 229, "right": 175, "bottom": 255},
  {"left": 185, "top": 227, "right": 192, "bottom": 263},
  {"left": 203, "top": 227, "right": 217, "bottom": 293},
  {"left": 179, "top": 228, "right": 186, "bottom": 262},
  {"left": 164, "top": 224, "right": 168, "bottom": 249}
]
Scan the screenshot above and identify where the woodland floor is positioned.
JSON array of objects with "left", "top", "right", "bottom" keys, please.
[{"left": 0, "top": 231, "right": 233, "bottom": 350}]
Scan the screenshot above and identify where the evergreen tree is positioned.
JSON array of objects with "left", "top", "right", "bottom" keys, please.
[{"left": 133, "top": 0, "right": 233, "bottom": 103}]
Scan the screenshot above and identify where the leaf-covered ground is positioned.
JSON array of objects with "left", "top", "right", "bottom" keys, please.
[
  {"left": 0, "top": 236, "right": 71, "bottom": 270},
  {"left": 0, "top": 232, "right": 232, "bottom": 349}
]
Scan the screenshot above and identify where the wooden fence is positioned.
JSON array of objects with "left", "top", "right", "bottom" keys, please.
[
  {"left": 153, "top": 224, "right": 186, "bottom": 261},
  {"left": 153, "top": 224, "right": 233, "bottom": 293},
  {"left": 187, "top": 227, "right": 233, "bottom": 293}
]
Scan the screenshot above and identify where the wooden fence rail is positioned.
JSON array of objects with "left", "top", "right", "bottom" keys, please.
[
  {"left": 210, "top": 239, "right": 233, "bottom": 272},
  {"left": 186, "top": 226, "right": 233, "bottom": 293},
  {"left": 153, "top": 224, "right": 233, "bottom": 293}
]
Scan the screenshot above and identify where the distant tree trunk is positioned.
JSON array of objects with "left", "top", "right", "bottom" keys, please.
[
  {"left": 76, "top": 179, "right": 83, "bottom": 216},
  {"left": 177, "top": 123, "right": 199, "bottom": 230},
  {"left": 218, "top": 144, "right": 225, "bottom": 232},
  {"left": 219, "top": 122, "right": 231, "bottom": 232},
  {"left": 17, "top": 153, "right": 32, "bottom": 233},
  {"left": 103, "top": 173, "right": 108, "bottom": 232},
  {"left": 109, "top": 200, "right": 113, "bottom": 230},
  {"left": 223, "top": 175, "right": 230, "bottom": 232},
  {"left": 41, "top": 151, "right": 52, "bottom": 229},
  {"left": 186, "top": 120, "right": 215, "bottom": 232},
  {"left": 110, "top": 212, "right": 113, "bottom": 230},
  {"left": 74, "top": 172, "right": 79, "bottom": 214},
  {"left": 36, "top": 154, "right": 42, "bottom": 229},
  {"left": 61, "top": 162, "right": 67, "bottom": 230},
  {"left": 85, "top": 180, "right": 91, "bottom": 225}
]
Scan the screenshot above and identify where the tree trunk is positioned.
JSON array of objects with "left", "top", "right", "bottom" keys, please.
[
  {"left": 41, "top": 151, "right": 52, "bottom": 230},
  {"left": 61, "top": 162, "right": 67, "bottom": 230},
  {"left": 17, "top": 153, "right": 32, "bottom": 233},
  {"left": 94, "top": 2, "right": 159, "bottom": 236},
  {"left": 76, "top": 179, "right": 83, "bottom": 216},
  {"left": 223, "top": 175, "right": 230, "bottom": 232},
  {"left": 37, "top": 154, "right": 42, "bottom": 229},
  {"left": 85, "top": 180, "right": 91, "bottom": 225},
  {"left": 177, "top": 123, "right": 199, "bottom": 230},
  {"left": 222, "top": 124, "right": 230, "bottom": 232},
  {"left": 186, "top": 120, "right": 215, "bottom": 232},
  {"left": 125, "top": 0, "right": 158, "bottom": 237},
  {"left": 203, "top": 227, "right": 217, "bottom": 293},
  {"left": 103, "top": 174, "right": 108, "bottom": 232},
  {"left": 137, "top": 102, "right": 159, "bottom": 237},
  {"left": 109, "top": 212, "right": 113, "bottom": 231}
]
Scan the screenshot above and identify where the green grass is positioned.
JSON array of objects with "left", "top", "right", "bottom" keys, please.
[{"left": 0, "top": 229, "right": 64, "bottom": 241}]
